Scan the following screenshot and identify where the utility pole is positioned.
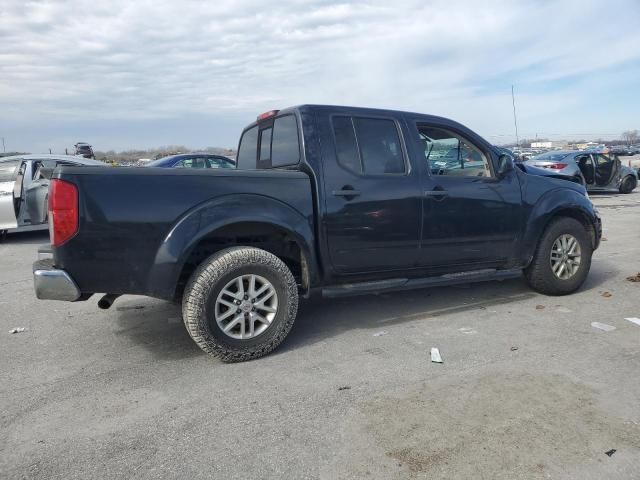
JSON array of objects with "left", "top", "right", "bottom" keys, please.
[
  {"left": 1, "top": 137, "right": 5, "bottom": 153},
  {"left": 511, "top": 85, "right": 519, "bottom": 148}
]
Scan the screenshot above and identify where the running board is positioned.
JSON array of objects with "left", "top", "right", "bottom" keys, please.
[{"left": 322, "top": 268, "right": 522, "bottom": 298}]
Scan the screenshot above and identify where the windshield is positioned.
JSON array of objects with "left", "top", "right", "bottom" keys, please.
[{"left": 532, "top": 152, "right": 570, "bottom": 161}]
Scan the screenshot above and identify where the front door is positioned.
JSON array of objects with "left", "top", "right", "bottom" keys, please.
[
  {"left": 411, "top": 123, "right": 523, "bottom": 269},
  {"left": 320, "top": 114, "right": 422, "bottom": 274},
  {"left": 0, "top": 159, "right": 22, "bottom": 230}
]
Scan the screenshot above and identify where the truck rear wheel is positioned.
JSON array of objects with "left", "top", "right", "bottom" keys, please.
[
  {"left": 182, "top": 247, "right": 299, "bottom": 362},
  {"left": 524, "top": 217, "right": 592, "bottom": 295}
]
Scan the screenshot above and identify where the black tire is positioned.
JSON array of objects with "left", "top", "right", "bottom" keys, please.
[
  {"left": 182, "top": 246, "right": 299, "bottom": 362},
  {"left": 619, "top": 175, "right": 637, "bottom": 194},
  {"left": 524, "top": 217, "right": 593, "bottom": 295}
]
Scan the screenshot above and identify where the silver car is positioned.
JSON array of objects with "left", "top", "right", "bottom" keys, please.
[
  {"left": 524, "top": 150, "right": 638, "bottom": 194},
  {"left": 0, "top": 154, "right": 107, "bottom": 239}
]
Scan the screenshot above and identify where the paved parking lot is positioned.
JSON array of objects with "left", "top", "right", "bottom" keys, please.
[{"left": 2, "top": 192, "right": 639, "bottom": 479}]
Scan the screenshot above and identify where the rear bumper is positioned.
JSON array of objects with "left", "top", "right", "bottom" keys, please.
[{"left": 33, "top": 258, "right": 81, "bottom": 301}]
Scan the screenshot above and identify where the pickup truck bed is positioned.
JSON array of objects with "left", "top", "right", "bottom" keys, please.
[{"left": 51, "top": 167, "right": 313, "bottom": 299}]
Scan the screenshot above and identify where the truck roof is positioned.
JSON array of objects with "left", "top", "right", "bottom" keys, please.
[{"left": 244, "top": 104, "right": 471, "bottom": 134}]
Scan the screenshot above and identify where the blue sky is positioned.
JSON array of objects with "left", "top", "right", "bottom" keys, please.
[{"left": 1, "top": 0, "right": 639, "bottom": 153}]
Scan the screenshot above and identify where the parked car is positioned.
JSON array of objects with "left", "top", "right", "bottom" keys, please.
[
  {"left": 33, "top": 105, "right": 601, "bottom": 361},
  {"left": 525, "top": 150, "right": 638, "bottom": 193},
  {"left": 146, "top": 153, "right": 236, "bottom": 169},
  {"left": 0, "top": 154, "right": 107, "bottom": 239},
  {"left": 74, "top": 143, "right": 95, "bottom": 159}
]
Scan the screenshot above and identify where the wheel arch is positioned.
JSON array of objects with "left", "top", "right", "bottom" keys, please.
[
  {"left": 522, "top": 189, "right": 600, "bottom": 267},
  {"left": 147, "top": 194, "right": 318, "bottom": 300}
]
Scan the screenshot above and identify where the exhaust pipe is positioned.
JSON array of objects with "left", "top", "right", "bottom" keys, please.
[{"left": 98, "top": 294, "right": 120, "bottom": 310}]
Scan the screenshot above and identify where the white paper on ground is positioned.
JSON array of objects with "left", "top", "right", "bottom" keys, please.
[
  {"left": 372, "top": 330, "right": 388, "bottom": 337},
  {"left": 591, "top": 322, "right": 616, "bottom": 332},
  {"left": 431, "top": 347, "right": 443, "bottom": 363},
  {"left": 624, "top": 317, "right": 640, "bottom": 326}
]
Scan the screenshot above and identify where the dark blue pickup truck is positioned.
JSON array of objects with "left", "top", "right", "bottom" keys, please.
[{"left": 34, "top": 105, "right": 601, "bottom": 361}]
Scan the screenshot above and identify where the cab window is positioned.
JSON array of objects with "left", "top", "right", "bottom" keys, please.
[
  {"left": 332, "top": 116, "right": 406, "bottom": 175},
  {"left": 417, "top": 125, "right": 492, "bottom": 177}
]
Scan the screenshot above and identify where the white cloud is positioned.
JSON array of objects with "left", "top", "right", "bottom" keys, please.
[{"left": 1, "top": 0, "right": 639, "bottom": 150}]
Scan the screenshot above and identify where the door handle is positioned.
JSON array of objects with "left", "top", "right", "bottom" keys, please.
[
  {"left": 332, "top": 188, "right": 361, "bottom": 198},
  {"left": 424, "top": 189, "right": 449, "bottom": 198}
]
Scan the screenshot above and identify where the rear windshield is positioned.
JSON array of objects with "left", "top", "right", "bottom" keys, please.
[
  {"left": 236, "top": 114, "right": 300, "bottom": 169},
  {"left": 533, "top": 152, "right": 571, "bottom": 161}
]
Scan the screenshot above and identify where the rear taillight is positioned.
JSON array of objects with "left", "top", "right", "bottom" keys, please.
[
  {"left": 543, "top": 163, "right": 568, "bottom": 170},
  {"left": 48, "top": 179, "right": 78, "bottom": 247}
]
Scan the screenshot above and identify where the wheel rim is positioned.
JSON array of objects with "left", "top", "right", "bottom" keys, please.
[
  {"left": 214, "top": 274, "right": 278, "bottom": 340},
  {"left": 550, "top": 234, "right": 582, "bottom": 280}
]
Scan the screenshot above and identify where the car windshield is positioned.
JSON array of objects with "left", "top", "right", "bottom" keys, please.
[{"left": 533, "top": 152, "right": 571, "bottom": 161}]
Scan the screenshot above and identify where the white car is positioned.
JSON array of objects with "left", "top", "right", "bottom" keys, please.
[{"left": 0, "top": 154, "right": 107, "bottom": 240}]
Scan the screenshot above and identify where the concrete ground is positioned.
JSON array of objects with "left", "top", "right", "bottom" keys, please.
[{"left": 1, "top": 192, "right": 639, "bottom": 480}]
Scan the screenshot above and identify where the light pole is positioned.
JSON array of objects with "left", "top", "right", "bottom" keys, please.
[{"left": 511, "top": 85, "right": 519, "bottom": 148}]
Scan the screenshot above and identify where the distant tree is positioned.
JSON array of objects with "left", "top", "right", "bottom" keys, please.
[{"left": 622, "top": 130, "right": 639, "bottom": 145}]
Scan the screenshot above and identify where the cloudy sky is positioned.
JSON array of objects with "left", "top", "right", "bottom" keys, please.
[{"left": 1, "top": 0, "right": 639, "bottom": 153}]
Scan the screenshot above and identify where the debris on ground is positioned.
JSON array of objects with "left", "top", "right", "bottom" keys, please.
[
  {"left": 591, "top": 322, "right": 616, "bottom": 332},
  {"left": 601, "top": 237, "right": 608, "bottom": 241},
  {"left": 431, "top": 347, "right": 443, "bottom": 364},
  {"left": 605, "top": 449, "right": 616, "bottom": 457},
  {"left": 458, "top": 327, "right": 477, "bottom": 335},
  {"left": 373, "top": 331, "right": 388, "bottom": 337},
  {"left": 555, "top": 306, "right": 573, "bottom": 313},
  {"left": 601, "top": 291, "right": 613, "bottom": 298},
  {"left": 535, "top": 305, "right": 545, "bottom": 310},
  {"left": 9, "top": 327, "right": 26, "bottom": 334},
  {"left": 624, "top": 317, "right": 640, "bottom": 326},
  {"left": 626, "top": 273, "right": 640, "bottom": 283},
  {"left": 510, "top": 346, "right": 519, "bottom": 351},
  {"left": 338, "top": 386, "right": 351, "bottom": 391}
]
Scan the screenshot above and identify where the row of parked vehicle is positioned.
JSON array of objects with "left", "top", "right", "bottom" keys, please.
[{"left": 0, "top": 153, "right": 236, "bottom": 238}]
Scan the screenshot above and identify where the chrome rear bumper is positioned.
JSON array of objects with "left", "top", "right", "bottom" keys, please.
[{"left": 33, "top": 258, "right": 81, "bottom": 301}]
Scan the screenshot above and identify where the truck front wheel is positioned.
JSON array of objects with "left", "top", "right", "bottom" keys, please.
[
  {"left": 182, "top": 247, "right": 299, "bottom": 362},
  {"left": 524, "top": 217, "right": 593, "bottom": 295}
]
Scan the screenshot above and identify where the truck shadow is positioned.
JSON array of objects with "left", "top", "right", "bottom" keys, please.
[
  {"left": 113, "top": 298, "right": 201, "bottom": 360},
  {"left": 112, "top": 263, "right": 616, "bottom": 360},
  {"left": 1, "top": 230, "right": 49, "bottom": 245},
  {"left": 280, "top": 263, "right": 618, "bottom": 354}
]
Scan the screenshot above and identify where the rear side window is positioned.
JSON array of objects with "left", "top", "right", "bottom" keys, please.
[
  {"left": 332, "top": 116, "right": 406, "bottom": 175},
  {"left": 271, "top": 115, "right": 300, "bottom": 167},
  {"left": 237, "top": 126, "right": 259, "bottom": 169}
]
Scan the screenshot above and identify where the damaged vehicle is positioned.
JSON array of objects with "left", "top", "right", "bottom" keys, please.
[
  {"left": 0, "top": 154, "right": 107, "bottom": 239},
  {"left": 525, "top": 150, "right": 638, "bottom": 193},
  {"left": 33, "top": 105, "right": 601, "bottom": 361}
]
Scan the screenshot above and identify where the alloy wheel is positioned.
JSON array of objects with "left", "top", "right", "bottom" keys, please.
[{"left": 214, "top": 274, "right": 278, "bottom": 339}]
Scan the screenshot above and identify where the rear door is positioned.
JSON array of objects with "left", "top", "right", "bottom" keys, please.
[
  {"left": 320, "top": 114, "right": 422, "bottom": 274},
  {"left": 0, "top": 159, "right": 22, "bottom": 229}
]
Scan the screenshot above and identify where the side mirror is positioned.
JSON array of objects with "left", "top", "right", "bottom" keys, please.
[{"left": 497, "top": 154, "right": 514, "bottom": 177}]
